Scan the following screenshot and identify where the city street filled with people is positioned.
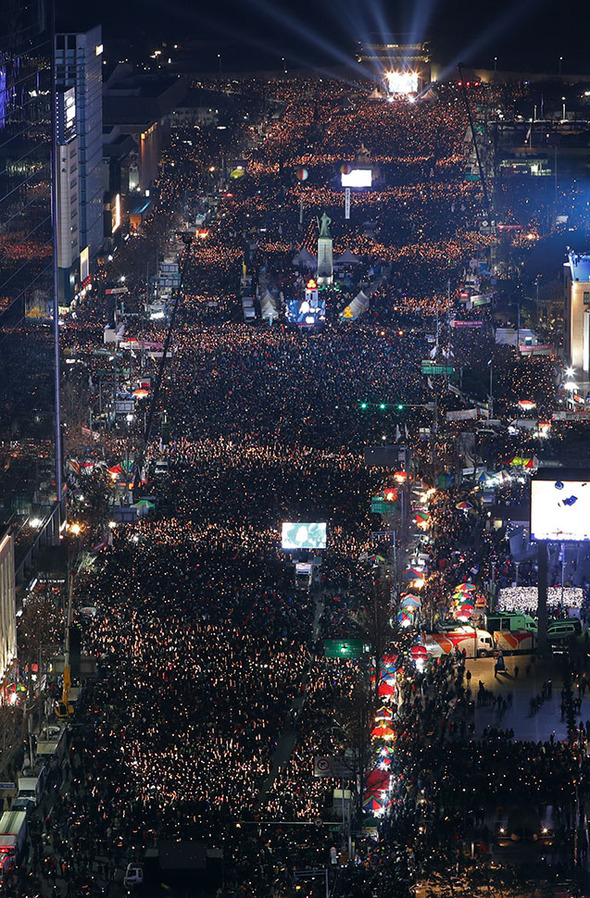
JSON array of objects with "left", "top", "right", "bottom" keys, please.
[{"left": 6, "top": 70, "right": 590, "bottom": 898}]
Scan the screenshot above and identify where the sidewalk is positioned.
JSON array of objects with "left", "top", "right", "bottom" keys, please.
[{"left": 466, "top": 654, "right": 579, "bottom": 742}]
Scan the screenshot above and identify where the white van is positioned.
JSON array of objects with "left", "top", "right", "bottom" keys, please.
[{"left": 124, "top": 863, "right": 144, "bottom": 888}]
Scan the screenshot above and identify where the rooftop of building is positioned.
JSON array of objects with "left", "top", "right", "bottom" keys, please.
[
  {"left": 566, "top": 251, "right": 590, "bottom": 283},
  {"left": 102, "top": 64, "right": 187, "bottom": 128}
]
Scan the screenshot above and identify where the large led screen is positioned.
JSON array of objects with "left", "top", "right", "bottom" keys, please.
[
  {"left": 385, "top": 71, "right": 419, "bottom": 95},
  {"left": 530, "top": 477, "right": 590, "bottom": 541},
  {"left": 281, "top": 522, "right": 327, "bottom": 550},
  {"left": 286, "top": 298, "right": 325, "bottom": 326},
  {"left": 341, "top": 169, "right": 372, "bottom": 188}
]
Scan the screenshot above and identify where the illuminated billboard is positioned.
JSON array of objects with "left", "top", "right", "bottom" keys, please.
[
  {"left": 112, "top": 194, "right": 121, "bottom": 234},
  {"left": 530, "top": 472, "right": 590, "bottom": 541},
  {"left": 55, "top": 87, "right": 76, "bottom": 144},
  {"left": 281, "top": 522, "right": 327, "bottom": 550},
  {"left": 385, "top": 71, "right": 419, "bottom": 96},
  {"left": 341, "top": 169, "right": 372, "bottom": 188},
  {"left": 80, "top": 246, "right": 90, "bottom": 283}
]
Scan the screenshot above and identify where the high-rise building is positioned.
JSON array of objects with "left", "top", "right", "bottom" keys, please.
[
  {"left": 54, "top": 25, "right": 104, "bottom": 283},
  {"left": 55, "top": 86, "right": 79, "bottom": 305},
  {"left": 0, "top": 0, "right": 55, "bottom": 442},
  {"left": 564, "top": 250, "right": 590, "bottom": 378},
  {"left": 0, "top": 530, "right": 17, "bottom": 684}
]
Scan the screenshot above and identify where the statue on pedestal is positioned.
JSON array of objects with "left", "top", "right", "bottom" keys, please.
[{"left": 317, "top": 212, "right": 332, "bottom": 238}]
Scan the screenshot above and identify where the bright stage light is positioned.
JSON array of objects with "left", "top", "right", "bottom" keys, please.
[{"left": 385, "top": 71, "right": 418, "bottom": 96}]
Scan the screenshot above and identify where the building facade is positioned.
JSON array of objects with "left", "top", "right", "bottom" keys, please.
[
  {"left": 55, "top": 25, "right": 104, "bottom": 281},
  {"left": 0, "top": 0, "right": 56, "bottom": 446},
  {"left": 0, "top": 531, "right": 17, "bottom": 684},
  {"left": 55, "top": 87, "right": 79, "bottom": 305},
  {"left": 564, "top": 251, "right": 590, "bottom": 377}
]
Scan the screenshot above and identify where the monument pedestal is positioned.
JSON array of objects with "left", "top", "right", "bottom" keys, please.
[{"left": 317, "top": 235, "right": 333, "bottom": 285}]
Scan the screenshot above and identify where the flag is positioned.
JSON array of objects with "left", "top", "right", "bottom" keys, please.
[{"left": 395, "top": 425, "right": 401, "bottom": 442}]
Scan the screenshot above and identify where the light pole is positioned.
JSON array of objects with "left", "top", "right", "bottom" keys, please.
[
  {"left": 488, "top": 359, "right": 493, "bottom": 419},
  {"left": 217, "top": 53, "right": 222, "bottom": 80},
  {"left": 281, "top": 56, "right": 287, "bottom": 75},
  {"left": 493, "top": 56, "right": 497, "bottom": 73},
  {"left": 559, "top": 56, "right": 563, "bottom": 76},
  {"left": 562, "top": 97, "right": 566, "bottom": 121}
]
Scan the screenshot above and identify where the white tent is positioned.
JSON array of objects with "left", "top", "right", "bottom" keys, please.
[
  {"left": 260, "top": 289, "right": 278, "bottom": 321},
  {"left": 292, "top": 247, "right": 317, "bottom": 269},
  {"left": 334, "top": 248, "right": 361, "bottom": 267}
]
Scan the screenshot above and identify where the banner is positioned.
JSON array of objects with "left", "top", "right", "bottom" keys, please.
[
  {"left": 450, "top": 319, "right": 483, "bottom": 328},
  {"left": 446, "top": 408, "right": 478, "bottom": 421}
]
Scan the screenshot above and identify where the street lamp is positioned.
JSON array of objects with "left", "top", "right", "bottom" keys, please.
[
  {"left": 562, "top": 97, "right": 566, "bottom": 121},
  {"left": 217, "top": 53, "right": 222, "bottom": 79},
  {"left": 282, "top": 56, "right": 287, "bottom": 75},
  {"left": 559, "top": 56, "right": 563, "bottom": 76},
  {"left": 493, "top": 56, "right": 497, "bottom": 72}
]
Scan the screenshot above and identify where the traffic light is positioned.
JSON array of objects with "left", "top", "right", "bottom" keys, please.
[
  {"left": 360, "top": 402, "right": 368, "bottom": 409},
  {"left": 379, "top": 403, "right": 386, "bottom": 410},
  {"left": 397, "top": 403, "right": 404, "bottom": 410}
]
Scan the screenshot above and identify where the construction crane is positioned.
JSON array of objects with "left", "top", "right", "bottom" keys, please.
[
  {"left": 55, "top": 556, "right": 75, "bottom": 718},
  {"left": 457, "top": 63, "right": 493, "bottom": 228},
  {"left": 133, "top": 231, "right": 194, "bottom": 495}
]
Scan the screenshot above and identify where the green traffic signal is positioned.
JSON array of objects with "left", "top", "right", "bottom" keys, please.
[
  {"left": 360, "top": 402, "right": 368, "bottom": 409},
  {"left": 397, "top": 403, "right": 404, "bottom": 410},
  {"left": 379, "top": 403, "right": 386, "bottom": 410}
]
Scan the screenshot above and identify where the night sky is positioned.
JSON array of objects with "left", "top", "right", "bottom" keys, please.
[{"left": 57, "top": 0, "right": 589, "bottom": 74}]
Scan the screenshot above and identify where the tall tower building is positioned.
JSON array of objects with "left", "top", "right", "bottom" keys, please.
[
  {"left": 0, "top": 0, "right": 53, "bottom": 322},
  {"left": 0, "top": 530, "right": 17, "bottom": 684},
  {"left": 54, "top": 25, "right": 104, "bottom": 281},
  {"left": 0, "top": 0, "right": 56, "bottom": 443},
  {"left": 55, "top": 87, "right": 79, "bottom": 305}
]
